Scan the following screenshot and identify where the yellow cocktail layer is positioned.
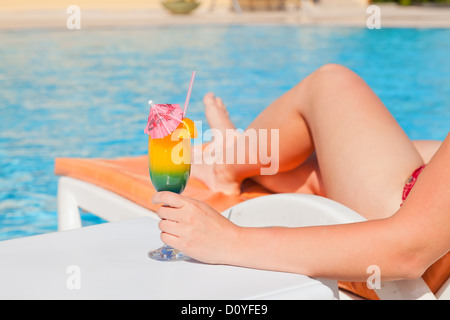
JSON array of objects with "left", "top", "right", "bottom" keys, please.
[
  {"left": 148, "top": 119, "right": 192, "bottom": 173},
  {"left": 148, "top": 136, "right": 191, "bottom": 173}
]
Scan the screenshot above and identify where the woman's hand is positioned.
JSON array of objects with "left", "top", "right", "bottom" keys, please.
[{"left": 152, "top": 191, "right": 241, "bottom": 264}]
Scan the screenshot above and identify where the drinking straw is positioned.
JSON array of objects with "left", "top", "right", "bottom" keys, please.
[{"left": 183, "top": 71, "right": 196, "bottom": 118}]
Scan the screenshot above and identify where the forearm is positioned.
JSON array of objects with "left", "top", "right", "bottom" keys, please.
[{"left": 227, "top": 218, "right": 418, "bottom": 282}]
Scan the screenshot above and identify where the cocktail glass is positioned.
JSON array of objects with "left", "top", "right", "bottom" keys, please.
[{"left": 148, "top": 119, "right": 192, "bottom": 261}]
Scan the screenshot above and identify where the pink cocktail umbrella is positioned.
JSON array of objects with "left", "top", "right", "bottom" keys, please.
[
  {"left": 145, "top": 71, "right": 196, "bottom": 140},
  {"left": 144, "top": 102, "right": 183, "bottom": 139}
]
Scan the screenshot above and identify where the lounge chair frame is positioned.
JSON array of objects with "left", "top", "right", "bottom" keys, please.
[{"left": 57, "top": 176, "right": 158, "bottom": 231}]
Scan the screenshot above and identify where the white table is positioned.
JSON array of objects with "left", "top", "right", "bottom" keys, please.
[{"left": 0, "top": 217, "right": 337, "bottom": 300}]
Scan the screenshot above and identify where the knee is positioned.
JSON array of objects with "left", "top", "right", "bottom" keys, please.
[
  {"left": 309, "top": 64, "right": 360, "bottom": 89},
  {"left": 317, "top": 63, "right": 350, "bottom": 73},
  {"left": 315, "top": 63, "right": 355, "bottom": 79}
]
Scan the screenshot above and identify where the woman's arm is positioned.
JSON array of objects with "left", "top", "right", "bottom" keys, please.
[
  {"left": 153, "top": 133, "right": 450, "bottom": 282},
  {"left": 233, "top": 133, "right": 449, "bottom": 280}
]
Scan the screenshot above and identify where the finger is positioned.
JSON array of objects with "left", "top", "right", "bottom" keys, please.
[
  {"left": 157, "top": 205, "right": 181, "bottom": 222},
  {"left": 160, "top": 232, "right": 180, "bottom": 250},
  {"left": 158, "top": 218, "right": 182, "bottom": 238},
  {"left": 152, "top": 191, "right": 185, "bottom": 208}
]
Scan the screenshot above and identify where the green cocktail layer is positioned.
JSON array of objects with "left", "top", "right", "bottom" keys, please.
[{"left": 149, "top": 169, "right": 190, "bottom": 194}]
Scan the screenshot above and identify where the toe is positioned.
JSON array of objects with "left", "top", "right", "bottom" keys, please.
[
  {"left": 203, "top": 92, "right": 216, "bottom": 104},
  {"left": 215, "top": 97, "right": 225, "bottom": 109}
]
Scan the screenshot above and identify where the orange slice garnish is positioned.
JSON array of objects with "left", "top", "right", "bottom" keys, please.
[
  {"left": 172, "top": 117, "right": 197, "bottom": 140},
  {"left": 181, "top": 117, "right": 197, "bottom": 139}
]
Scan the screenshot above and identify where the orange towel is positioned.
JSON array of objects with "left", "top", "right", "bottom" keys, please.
[
  {"left": 54, "top": 155, "right": 449, "bottom": 299},
  {"left": 54, "top": 155, "right": 272, "bottom": 214}
]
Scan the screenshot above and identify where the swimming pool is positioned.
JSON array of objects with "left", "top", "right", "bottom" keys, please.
[{"left": 0, "top": 26, "right": 449, "bottom": 241}]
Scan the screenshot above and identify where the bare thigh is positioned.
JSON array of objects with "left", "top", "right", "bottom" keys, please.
[
  {"left": 413, "top": 140, "right": 442, "bottom": 163},
  {"left": 253, "top": 152, "right": 325, "bottom": 196},
  {"left": 298, "top": 65, "right": 424, "bottom": 219},
  {"left": 232, "top": 64, "right": 428, "bottom": 219},
  {"left": 253, "top": 140, "right": 441, "bottom": 203}
]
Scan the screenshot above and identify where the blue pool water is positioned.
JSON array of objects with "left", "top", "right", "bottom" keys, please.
[{"left": 0, "top": 26, "right": 449, "bottom": 241}]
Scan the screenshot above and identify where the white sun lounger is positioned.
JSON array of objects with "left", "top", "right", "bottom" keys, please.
[
  {"left": 54, "top": 176, "right": 448, "bottom": 300},
  {"left": 0, "top": 217, "right": 336, "bottom": 300}
]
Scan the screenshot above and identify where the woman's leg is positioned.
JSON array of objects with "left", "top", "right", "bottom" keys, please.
[
  {"left": 193, "top": 74, "right": 318, "bottom": 194},
  {"left": 202, "top": 93, "right": 442, "bottom": 199},
  {"left": 252, "top": 152, "right": 325, "bottom": 195},
  {"left": 252, "top": 140, "right": 440, "bottom": 196},
  {"left": 297, "top": 64, "right": 423, "bottom": 219},
  {"left": 413, "top": 140, "right": 443, "bottom": 163},
  {"left": 193, "top": 64, "right": 423, "bottom": 219}
]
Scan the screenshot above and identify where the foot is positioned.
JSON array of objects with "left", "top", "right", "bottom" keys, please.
[
  {"left": 190, "top": 93, "right": 241, "bottom": 195},
  {"left": 203, "top": 92, "right": 235, "bottom": 134},
  {"left": 190, "top": 157, "right": 241, "bottom": 195}
]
